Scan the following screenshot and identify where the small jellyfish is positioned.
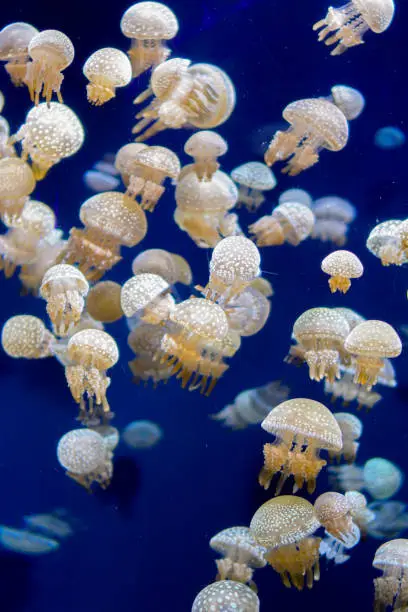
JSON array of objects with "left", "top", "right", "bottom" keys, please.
[
  {"left": 115, "top": 142, "right": 148, "bottom": 187},
  {"left": 19, "top": 228, "right": 66, "bottom": 295},
  {"left": 345, "top": 490, "right": 375, "bottom": 534},
  {"left": 0, "top": 157, "right": 36, "bottom": 225},
  {"left": 225, "top": 286, "right": 271, "bottom": 337},
  {"left": 0, "top": 22, "right": 39, "bottom": 86},
  {"left": 86, "top": 281, "right": 123, "bottom": 323},
  {"left": 373, "top": 539, "right": 408, "bottom": 612},
  {"left": 367, "top": 502, "right": 408, "bottom": 540},
  {"left": 279, "top": 187, "right": 313, "bottom": 208},
  {"left": 40, "top": 264, "right": 89, "bottom": 336},
  {"left": 127, "top": 323, "right": 173, "bottom": 384},
  {"left": 84, "top": 170, "right": 120, "bottom": 192},
  {"left": 249, "top": 201, "right": 315, "bottom": 247},
  {"left": 313, "top": 0, "right": 395, "bottom": 56},
  {"left": 330, "top": 413, "right": 363, "bottom": 464},
  {"left": 1, "top": 314, "right": 54, "bottom": 359},
  {"left": 65, "top": 329, "right": 119, "bottom": 424},
  {"left": 184, "top": 131, "right": 228, "bottom": 181},
  {"left": 191, "top": 580, "right": 260, "bottom": 612},
  {"left": 122, "top": 419, "right": 162, "bottom": 448},
  {"left": 10, "top": 102, "right": 85, "bottom": 180},
  {"left": 250, "top": 495, "right": 321, "bottom": 590},
  {"left": 23, "top": 511, "right": 74, "bottom": 539},
  {"left": 321, "top": 249, "right": 364, "bottom": 293},
  {"left": 259, "top": 398, "right": 343, "bottom": 494},
  {"left": 264, "top": 98, "right": 349, "bottom": 176},
  {"left": 24, "top": 29, "right": 75, "bottom": 104},
  {"left": 231, "top": 162, "right": 276, "bottom": 212},
  {"left": 366, "top": 220, "right": 405, "bottom": 266},
  {"left": 83, "top": 48, "right": 132, "bottom": 106},
  {"left": 364, "top": 458, "right": 403, "bottom": 500},
  {"left": 57, "top": 428, "right": 113, "bottom": 490},
  {"left": 120, "top": 2, "right": 179, "bottom": 78},
  {"left": 131, "top": 249, "right": 182, "bottom": 285},
  {"left": 312, "top": 195, "right": 356, "bottom": 246},
  {"left": 328, "top": 85, "right": 365, "bottom": 120},
  {"left": 0, "top": 526, "right": 59, "bottom": 555},
  {"left": 314, "top": 492, "right": 360, "bottom": 547},
  {"left": 121, "top": 273, "right": 172, "bottom": 325},
  {"left": 375, "top": 126, "right": 405, "bottom": 150},
  {"left": 91, "top": 424, "right": 120, "bottom": 452},
  {"left": 344, "top": 320, "right": 401, "bottom": 389},
  {"left": 210, "top": 526, "right": 266, "bottom": 588}
]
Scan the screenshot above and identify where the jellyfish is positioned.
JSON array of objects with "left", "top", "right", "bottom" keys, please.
[
  {"left": 91, "top": 424, "right": 120, "bottom": 453},
  {"left": 344, "top": 320, "right": 401, "bottom": 389},
  {"left": 375, "top": 126, "right": 406, "bottom": 150},
  {"left": 56, "top": 428, "right": 113, "bottom": 490},
  {"left": 115, "top": 143, "right": 148, "bottom": 188},
  {"left": 345, "top": 491, "right": 375, "bottom": 534},
  {"left": 329, "top": 413, "right": 363, "bottom": 463},
  {"left": 259, "top": 398, "right": 343, "bottom": 494},
  {"left": 122, "top": 420, "right": 162, "bottom": 448},
  {"left": 84, "top": 170, "right": 120, "bottom": 193},
  {"left": 321, "top": 249, "right": 364, "bottom": 293},
  {"left": 23, "top": 511, "right": 74, "bottom": 539},
  {"left": 367, "top": 502, "right": 408, "bottom": 540},
  {"left": 313, "top": 0, "right": 395, "bottom": 56},
  {"left": 231, "top": 162, "right": 276, "bottom": 212},
  {"left": 0, "top": 116, "right": 16, "bottom": 159},
  {"left": 24, "top": 29, "right": 75, "bottom": 104},
  {"left": 315, "top": 492, "right": 360, "bottom": 547},
  {"left": 0, "top": 22, "right": 39, "bottom": 86},
  {"left": 312, "top": 196, "right": 356, "bottom": 246},
  {"left": 191, "top": 580, "right": 260, "bottom": 612},
  {"left": 0, "top": 526, "right": 59, "bottom": 555},
  {"left": 1, "top": 314, "right": 55, "bottom": 359},
  {"left": 279, "top": 187, "right": 313, "bottom": 208},
  {"left": 127, "top": 323, "right": 173, "bottom": 384},
  {"left": 171, "top": 253, "right": 193, "bottom": 285},
  {"left": 335, "top": 307, "right": 365, "bottom": 331},
  {"left": 0, "top": 157, "right": 36, "bottom": 225},
  {"left": 121, "top": 273, "right": 173, "bottom": 326},
  {"left": 10, "top": 102, "right": 85, "bottom": 180},
  {"left": 264, "top": 98, "right": 349, "bottom": 176},
  {"left": 40, "top": 264, "right": 89, "bottom": 336},
  {"left": 328, "top": 463, "right": 366, "bottom": 492},
  {"left": 250, "top": 496, "right": 321, "bottom": 590},
  {"left": 19, "top": 228, "right": 67, "bottom": 295},
  {"left": 373, "top": 539, "right": 408, "bottom": 611},
  {"left": 86, "top": 281, "right": 123, "bottom": 323},
  {"left": 249, "top": 201, "right": 315, "bottom": 247},
  {"left": 131, "top": 249, "right": 188, "bottom": 286},
  {"left": 184, "top": 131, "right": 228, "bottom": 181},
  {"left": 329, "top": 85, "right": 365, "bottom": 120},
  {"left": 364, "top": 458, "right": 403, "bottom": 500},
  {"left": 225, "top": 287, "right": 271, "bottom": 337},
  {"left": 83, "top": 48, "right": 132, "bottom": 106},
  {"left": 366, "top": 220, "right": 406, "bottom": 266},
  {"left": 319, "top": 532, "right": 357, "bottom": 566},
  {"left": 61, "top": 192, "right": 147, "bottom": 282},
  {"left": 250, "top": 276, "right": 274, "bottom": 297},
  {"left": 51, "top": 312, "right": 104, "bottom": 368},
  {"left": 209, "top": 526, "right": 266, "bottom": 588},
  {"left": 126, "top": 145, "right": 180, "bottom": 211},
  {"left": 292, "top": 307, "right": 350, "bottom": 383},
  {"left": 65, "top": 329, "right": 119, "bottom": 424},
  {"left": 120, "top": 2, "right": 179, "bottom": 78}
]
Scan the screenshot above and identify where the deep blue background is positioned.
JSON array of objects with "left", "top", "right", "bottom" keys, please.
[{"left": 0, "top": 0, "right": 407, "bottom": 610}]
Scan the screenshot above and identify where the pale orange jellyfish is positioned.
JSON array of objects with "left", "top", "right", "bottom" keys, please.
[
  {"left": 0, "top": 157, "right": 36, "bottom": 225},
  {"left": 184, "top": 131, "right": 228, "bottom": 181},
  {"left": 314, "top": 492, "right": 360, "bottom": 546},
  {"left": 86, "top": 281, "right": 123, "bottom": 323},
  {"left": 225, "top": 286, "right": 271, "bottom": 337},
  {"left": 373, "top": 539, "right": 408, "bottom": 611},
  {"left": 83, "top": 48, "right": 132, "bottom": 106},
  {"left": 231, "top": 162, "right": 276, "bottom": 212},
  {"left": 131, "top": 249, "right": 190, "bottom": 286},
  {"left": 1, "top": 314, "right": 54, "bottom": 359},
  {"left": 120, "top": 273, "right": 173, "bottom": 324},
  {"left": 0, "top": 22, "right": 39, "bottom": 86},
  {"left": 249, "top": 201, "right": 315, "bottom": 247},
  {"left": 321, "top": 249, "right": 364, "bottom": 293}
]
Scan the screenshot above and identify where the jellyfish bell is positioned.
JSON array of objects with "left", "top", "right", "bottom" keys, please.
[
  {"left": 0, "top": 157, "right": 36, "bottom": 225},
  {"left": 329, "top": 85, "right": 365, "bottom": 120},
  {"left": 314, "top": 492, "right": 360, "bottom": 547},
  {"left": 1, "top": 314, "right": 54, "bottom": 359},
  {"left": 330, "top": 412, "right": 363, "bottom": 463},
  {"left": 184, "top": 131, "right": 228, "bottom": 181},
  {"left": 121, "top": 273, "right": 171, "bottom": 324},
  {"left": 231, "top": 161, "right": 276, "bottom": 212},
  {"left": 279, "top": 187, "right": 313, "bottom": 208},
  {"left": 0, "top": 22, "right": 39, "bottom": 86},
  {"left": 321, "top": 249, "right": 364, "bottom": 293},
  {"left": 373, "top": 539, "right": 408, "bottom": 612},
  {"left": 122, "top": 419, "right": 162, "bottom": 448},
  {"left": 0, "top": 526, "right": 59, "bottom": 555},
  {"left": 84, "top": 170, "right": 120, "bottom": 192},
  {"left": 249, "top": 201, "right": 315, "bottom": 247},
  {"left": 363, "top": 458, "right": 403, "bottom": 500},
  {"left": 83, "top": 47, "right": 132, "bottom": 106},
  {"left": 86, "top": 281, "right": 123, "bottom": 323},
  {"left": 192, "top": 580, "right": 260, "bottom": 612}
]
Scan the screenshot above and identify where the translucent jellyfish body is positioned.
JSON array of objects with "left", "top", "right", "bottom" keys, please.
[
  {"left": 122, "top": 419, "right": 162, "bottom": 448},
  {"left": 127, "top": 323, "right": 173, "bottom": 384},
  {"left": 315, "top": 492, "right": 360, "bottom": 547},
  {"left": 120, "top": 2, "right": 179, "bottom": 78},
  {"left": 321, "top": 250, "right": 363, "bottom": 293},
  {"left": 210, "top": 526, "right": 266, "bottom": 588},
  {"left": 328, "top": 463, "right": 366, "bottom": 492},
  {"left": 133, "top": 58, "right": 235, "bottom": 141},
  {"left": 325, "top": 372, "right": 382, "bottom": 411},
  {"left": 250, "top": 496, "right": 321, "bottom": 590},
  {"left": 121, "top": 273, "right": 172, "bottom": 324},
  {"left": 0, "top": 526, "right": 59, "bottom": 555},
  {"left": 231, "top": 162, "right": 276, "bottom": 212},
  {"left": 293, "top": 307, "right": 350, "bottom": 383},
  {"left": 373, "top": 539, "right": 408, "bottom": 612},
  {"left": 84, "top": 169, "right": 120, "bottom": 192},
  {"left": 19, "top": 228, "right": 66, "bottom": 294},
  {"left": 225, "top": 286, "right": 271, "bottom": 337},
  {"left": 24, "top": 29, "right": 74, "bottom": 104},
  {"left": 0, "top": 157, "right": 35, "bottom": 225},
  {"left": 249, "top": 201, "right": 315, "bottom": 247},
  {"left": 345, "top": 490, "right": 375, "bottom": 534},
  {"left": 184, "top": 131, "right": 228, "bottom": 181},
  {"left": 259, "top": 398, "right": 342, "bottom": 494},
  {"left": 65, "top": 329, "right": 119, "bottom": 424},
  {"left": 191, "top": 580, "right": 260, "bottom": 612},
  {"left": 329, "top": 85, "right": 365, "bottom": 120},
  {"left": 312, "top": 196, "right": 356, "bottom": 246},
  {"left": 0, "top": 116, "right": 15, "bottom": 159},
  {"left": 57, "top": 428, "right": 112, "bottom": 490},
  {"left": 364, "top": 458, "right": 403, "bottom": 500},
  {"left": 313, "top": 0, "right": 395, "bottom": 56},
  {"left": 319, "top": 532, "right": 357, "bottom": 565},
  {"left": 264, "top": 98, "right": 348, "bottom": 176},
  {"left": 40, "top": 264, "right": 89, "bottom": 336},
  {"left": 344, "top": 320, "right": 401, "bottom": 389},
  {"left": 0, "top": 22, "right": 39, "bottom": 86},
  {"left": 115, "top": 142, "right": 148, "bottom": 187},
  {"left": 131, "top": 249, "right": 192, "bottom": 286},
  {"left": 330, "top": 413, "right": 362, "bottom": 463},
  {"left": 367, "top": 502, "right": 408, "bottom": 540},
  {"left": 86, "top": 281, "right": 123, "bottom": 323},
  {"left": 1, "top": 314, "right": 54, "bottom": 359},
  {"left": 375, "top": 126, "right": 406, "bottom": 150},
  {"left": 83, "top": 48, "right": 131, "bottom": 106},
  {"left": 366, "top": 220, "right": 406, "bottom": 266},
  {"left": 62, "top": 192, "right": 147, "bottom": 281}
]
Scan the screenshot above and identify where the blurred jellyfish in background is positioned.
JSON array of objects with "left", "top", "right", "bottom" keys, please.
[
  {"left": 23, "top": 510, "right": 74, "bottom": 539},
  {"left": 122, "top": 420, "right": 162, "bottom": 449},
  {"left": 327, "top": 85, "right": 365, "bottom": 121},
  {"left": 375, "top": 126, "right": 405, "bottom": 150},
  {"left": 319, "top": 531, "right": 359, "bottom": 566},
  {"left": 279, "top": 188, "right": 312, "bottom": 208},
  {"left": 249, "top": 200, "right": 315, "bottom": 247},
  {"left": 192, "top": 580, "right": 260, "bottom": 612},
  {"left": 0, "top": 526, "right": 59, "bottom": 555},
  {"left": 364, "top": 458, "right": 403, "bottom": 500},
  {"left": 231, "top": 161, "right": 276, "bottom": 212},
  {"left": 86, "top": 281, "right": 123, "bottom": 324},
  {"left": 312, "top": 196, "right": 356, "bottom": 246},
  {"left": 329, "top": 413, "right": 363, "bottom": 464},
  {"left": 0, "top": 22, "right": 39, "bottom": 86},
  {"left": 84, "top": 153, "right": 120, "bottom": 193},
  {"left": 367, "top": 502, "right": 408, "bottom": 540}
]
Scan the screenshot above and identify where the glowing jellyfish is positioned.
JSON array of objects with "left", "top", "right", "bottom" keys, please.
[
  {"left": 259, "top": 398, "right": 342, "bottom": 494},
  {"left": 86, "top": 281, "right": 123, "bottom": 323},
  {"left": 120, "top": 2, "right": 179, "bottom": 78},
  {"left": 24, "top": 29, "right": 74, "bottom": 104},
  {"left": 40, "top": 264, "right": 89, "bottom": 336},
  {"left": 0, "top": 526, "right": 59, "bottom": 555},
  {"left": 329, "top": 85, "right": 365, "bottom": 120},
  {"left": 231, "top": 162, "right": 276, "bottom": 212},
  {"left": 373, "top": 539, "right": 408, "bottom": 611},
  {"left": 315, "top": 492, "right": 360, "bottom": 547},
  {"left": 127, "top": 323, "right": 173, "bottom": 384},
  {"left": 367, "top": 502, "right": 408, "bottom": 540},
  {"left": 0, "top": 22, "right": 39, "bottom": 86},
  {"left": 330, "top": 413, "right": 363, "bottom": 464},
  {"left": 366, "top": 220, "right": 405, "bottom": 266},
  {"left": 321, "top": 249, "right": 363, "bottom": 293},
  {"left": 279, "top": 188, "right": 313, "bottom": 208},
  {"left": 250, "top": 496, "right": 321, "bottom": 590},
  {"left": 364, "top": 458, "right": 403, "bottom": 500},
  {"left": 83, "top": 48, "right": 132, "bottom": 106},
  {"left": 1, "top": 314, "right": 54, "bottom": 359},
  {"left": 121, "top": 273, "right": 172, "bottom": 325},
  {"left": 62, "top": 192, "right": 147, "bottom": 282},
  {"left": 192, "top": 580, "right": 260, "bottom": 612},
  {"left": 225, "top": 286, "right": 271, "bottom": 337},
  {"left": 115, "top": 143, "right": 148, "bottom": 187},
  {"left": 264, "top": 98, "right": 348, "bottom": 176},
  {"left": 292, "top": 307, "right": 350, "bottom": 383},
  {"left": 65, "top": 329, "right": 119, "bottom": 424},
  {"left": 313, "top": 0, "right": 395, "bottom": 56},
  {"left": 184, "top": 131, "right": 228, "bottom": 181},
  {"left": 210, "top": 526, "right": 266, "bottom": 588},
  {"left": 122, "top": 419, "right": 162, "bottom": 448},
  {"left": 249, "top": 201, "right": 315, "bottom": 247},
  {"left": 10, "top": 102, "right": 84, "bottom": 180},
  {"left": 344, "top": 320, "right": 401, "bottom": 389},
  {"left": 57, "top": 428, "right": 113, "bottom": 490},
  {"left": 0, "top": 157, "right": 35, "bottom": 225},
  {"left": 375, "top": 126, "right": 405, "bottom": 149}
]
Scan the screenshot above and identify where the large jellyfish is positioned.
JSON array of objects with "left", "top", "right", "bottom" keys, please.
[{"left": 373, "top": 539, "right": 408, "bottom": 611}]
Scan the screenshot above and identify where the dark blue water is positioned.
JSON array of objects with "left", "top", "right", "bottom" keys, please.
[{"left": 0, "top": 0, "right": 407, "bottom": 610}]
